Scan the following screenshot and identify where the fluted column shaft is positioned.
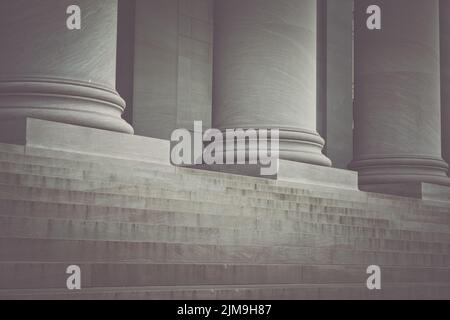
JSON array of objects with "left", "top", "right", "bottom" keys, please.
[
  {"left": 351, "top": 0, "right": 449, "bottom": 185},
  {"left": 0, "top": 0, "right": 133, "bottom": 134},
  {"left": 441, "top": 0, "right": 450, "bottom": 176},
  {"left": 212, "top": 0, "right": 331, "bottom": 166}
]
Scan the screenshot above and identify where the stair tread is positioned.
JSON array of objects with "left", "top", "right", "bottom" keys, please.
[
  {"left": 0, "top": 143, "right": 449, "bottom": 299},
  {"left": 0, "top": 154, "right": 449, "bottom": 212},
  {"left": 2, "top": 214, "right": 450, "bottom": 246},
  {"left": 2, "top": 184, "right": 450, "bottom": 238}
]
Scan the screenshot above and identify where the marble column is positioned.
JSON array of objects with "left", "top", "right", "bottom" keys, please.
[
  {"left": 351, "top": 0, "right": 449, "bottom": 185},
  {"left": 441, "top": 0, "right": 450, "bottom": 176},
  {"left": 212, "top": 0, "right": 331, "bottom": 166},
  {"left": 0, "top": 0, "right": 133, "bottom": 134}
]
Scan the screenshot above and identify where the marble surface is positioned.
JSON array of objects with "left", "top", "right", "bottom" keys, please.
[
  {"left": 132, "top": 0, "right": 213, "bottom": 140},
  {"left": 352, "top": 0, "right": 449, "bottom": 185},
  {"left": 0, "top": 0, "right": 133, "bottom": 134},
  {"left": 212, "top": 0, "right": 330, "bottom": 166}
]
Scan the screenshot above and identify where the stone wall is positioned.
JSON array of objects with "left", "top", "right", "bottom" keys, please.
[
  {"left": 122, "top": 0, "right": 213, "bottom": 140},
  {"left": 317, "top": 0, "right": 354, "bottom": 169}
]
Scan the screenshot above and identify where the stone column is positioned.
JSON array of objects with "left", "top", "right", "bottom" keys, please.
[
  {"left": 351, "top": 0, "right": 449, "bottom": 186},
  {"left": 212, "top": 0, "right": 331, "bottom": 166},
  {"left": 441, "top": 0, "right": 450, "bottom": 176},
  {"left": 0, "top": 0, "right": 133, "bottom": 134}
]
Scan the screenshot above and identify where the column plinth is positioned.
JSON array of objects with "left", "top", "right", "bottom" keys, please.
[
  {"left": 351, "top": 0, "right": 449, "bottom": 186},
  {"left": 0, "top": 0, "right": 133, "bottom": 134},
  {"left": 212, "top": 0, "right": 331, "bottom": 166}
]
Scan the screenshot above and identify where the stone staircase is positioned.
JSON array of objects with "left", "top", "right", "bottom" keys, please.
[{"left": 0, "top": 143, "right": 450, "bottom": 300}]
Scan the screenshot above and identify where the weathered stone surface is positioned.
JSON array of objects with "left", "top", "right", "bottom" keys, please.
[
  {"left": 361, "top": 183, "right": 450, "bottom": 202},
  {"left": 0, "top": 118, "right": 170, "bottom": 165},
  {"left": 1, "top": 0, "right": 450, "bottom": 301},
  {"left": 0, "top": 140, "right": 449, "bottom": 299}
]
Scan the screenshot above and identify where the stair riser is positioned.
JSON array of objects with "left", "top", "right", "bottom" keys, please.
[
  {"left": 1, "top": 151, "right": 448, "bottom": 214},
  {"left": 0, "top": 192, "right": 394, "bottom": 231},
  {"left": 0, "top": 160, "right": 447, "bottom": 216},
  {"left": 0, "top": 168, "right": 404, "bottom": 213},
  {"left": 1, "top": 238, "right": 449, "bottom": 262},
  {"left": 0, "top": 236, "right": 450, "bottom": 262},
  {"left": 0, "top": 153, "right": 380, "bottom": 202},
  {"left": 1, "top": 233, "right": 449, "bottom": 268},
  {"left": 1, "top": 284, "right": 450, "bottom": 300},
  {"left": 0, "top": 169, "right": 414, "bottom": 215},
  {"left": 0, "top": 183, "right": 382, "bottom": 215},
  {"left": 0, "top": 145, "right": 449, "bottom": 300},
  {"left": 2, "top": 263, "right": 450, "bottom": 290},
  {"left": 1, "top": 188, "right": 449, "bottom": 242},
  {"left": 3, "top": 173, "right": 450, "bottom": 232},
  {"left": 0, "top": 210, "right": 394, "bottom": 238},
  {"left": 2, "top": 213, "right": 450, "bottom": 248},
  {"left": 1, "top": 215, "right": 447, "bottom": 255},
  {"left": 0, "top": 185, "right": 396, "bottom": 229},
  {"left": 1, "top": 174, "right": 447, "bottom": 231},
  {"left": 2, "top": 199, "right": 447, "bottom": 241}
]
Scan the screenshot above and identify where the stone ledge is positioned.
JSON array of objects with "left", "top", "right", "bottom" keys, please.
[
  {"left": 0, "top": 118, "right": 360, "bottom": 190},
  {"left": 277, "top": 160, "right": 358, "bottom": 190},
  {"left": 184, "top": 161, "right": 359, "bottom": 191},
  {"left": 0, "top": 118, "right": 170, "bottom": 165},
  {"left": 361, "top": 182, "right": 450, "bottom": 202}
]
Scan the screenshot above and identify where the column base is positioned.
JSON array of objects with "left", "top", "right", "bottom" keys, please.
[
  {"left": 0, "top": 78, "right": 134, "bottom": 134},
  {"left": 350, "top": 157, "right": 450, "bottom": 186},
  {"left": 278, "top": 129, "right": 332, "bottom": 167},
  {"left": 214, "top": 128, "right": 332, "bottom": 167}
]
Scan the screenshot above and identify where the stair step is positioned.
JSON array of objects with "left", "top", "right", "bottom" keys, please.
[
  {"left": 0, "top": 153, "right": 449, "bottom": 215},
  {"left": 1, "top": 185, "right": 449, "bottom": 241},
  {"left": 1, "top": 283, "right": 450, "bottom": 300},
  {"left": 2, "top": 206, "right": 450, "bottom": 245},
  {"left": 0, "top": 163, "right": 402, "bottom": 212},
  {"left": 0, "top": 162, "right": 448, "bottom": 224},
  {"left": 1, "top": 214, "right": 450, "bottom": 266},
  {"left": 1, "top": 262, "right": 448, "bottom": 290},
  {"left": 1, "top": 238, "right": 449, "bottom": 262},
  {"left": 2, "top": 203, "right": 450, "bottom": 254},
  {"left": 0, "top": 197, "right": 397, "bottom": 231},
  {"left": 1, "top": 197, "right": 447, "bottom": 239},
  {"left": 1, "top": 143, "right": 449, "bottom": 299},
  {"left": 0, "top": 172, "right": 393, "bottom": 223}
]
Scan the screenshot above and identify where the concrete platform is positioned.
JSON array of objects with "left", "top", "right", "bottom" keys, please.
[
  {"left": 276, "top": 160, "right": 358, "bottom": 190},
  {"left": 186, "top": 161, "right": 359, "bottom": 190},
  {"left": 0, "top": 135, "right": 449, "bottom": 299},
  {"left": 361, "top": 183, "right": 450, "bottom": 202},
  {"left": 0, "top": 118, "right": 359, "bottom": 190},
  {"left": 0, "top": 118, "right": 170, "bottom": 165}
]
